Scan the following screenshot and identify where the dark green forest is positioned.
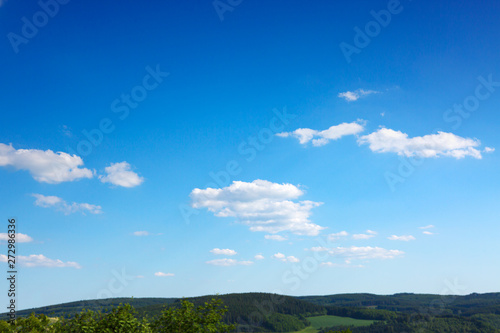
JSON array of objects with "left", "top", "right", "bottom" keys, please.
[{"left": 2, "top": 292, "right": 500, "bottom": 332}]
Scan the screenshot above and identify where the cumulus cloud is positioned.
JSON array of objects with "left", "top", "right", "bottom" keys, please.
[
  {"left": 206, "top": 259, "right": 253, "bottom": 266},
  {"left": 254, "top": 254, "right": 265, "bottom": 260},
  {"left": 328, "top": 231, "right": 349, "bottom": 241},
  {"left": 338, "top": 89, "right": 379, "bottom": 102},
  {"left": 190, "top": 180, "right": 324, "bottom": 236},
  {"left": 388, "top": 235, "right": 416, "bottom": 241},
  {"left": 0, "top": 143, "right": 93, "bottom": 183},
  {"left": 276, "top": 120, "right": 365, "bottom": 147},
  {"left": 32, "top": 194, "right": 102, "bottom": 215},
  {"left": 133, "top": 231, "right": 150, "bottom": 236},
  {"left": 352, "top": 230, "right": 377, "bottom": 240},
  {"left": 99, "top": 162, "right": 144, "bottom": 188},
  {"left": 0, "top": 254, "right": 81, "bottom": 268},
  {"left": 358, "top": 128, "right": 488, "bottom": 159},
  {"left": 308, "top": 246, "right": 403, "bottom": 261},
  {"left": 0, "top": 233, "right": 33, "bottom": 243},
  {"left": 265, "top": 234, "right": 287, "bottom": 241},
  {"left": 272, "top": 252, "right": 300, "bottom": 263},
  {"left": 155, "top": 272, "right": 174, "bottom": 277},
  {"left": 210, "top": 248, "right": 237, "bottom": 256}
]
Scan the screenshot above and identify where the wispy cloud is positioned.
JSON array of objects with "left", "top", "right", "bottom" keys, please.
[
  {"left": 210, "top": 248, "right": 237, "bottom": 256},
  {"left": 0, "top": 254, "right": 81, "bottom": 268},
  {"left": 254, "top": 254, "right": 265, "bottom": 260},
  {"left": 358, "top": 128, "right": 489, "bottom": 159},
  {"left": 328, "top": 231, "right": 349, "bottom": 241},
  {"left": 419, "top": 225, "right": 435, "bottom": 229},
  {"left": 422, "top": 231, "right": 434, "bottom": 235},
  {"left": 309, "top": 246, "right": 404, "bottom": 262},
  {"left": 272, "top": 252, "right": 300, "bottom": 263},
  {"left": 32, "top": 194, "right": 102, "bottom": 215},
  {"left": 352, "top": 230, "right": 377, "bottom": 240},
  {"left": 155, "top": 272, "right": 174, "bottom": 277},
  {"left": 191, "top": 180, "right": 324, "bottom": 236},
  {"left": 99, "top": 161, "right": 144, "bottom": 188},
  {"left": 0, "top": 143, "right": 93, "bottom": 183},
  {"left": 276, "top": 120, "right": 365, "bottom": 147},
  {"left": 265, "top": 234, "right": 287, "bottom": 241},
  {"left": 206, "top": 259, "right": 253, "bottom": 266},
  {"left": 388, "top": 235, "right": 416, "bottom": 241},
  {"left": 133, "top": 231, "right": 150, "bottom": 236},
  {"left": 338, "top": 89, "right": 379, "bottom": 102}
]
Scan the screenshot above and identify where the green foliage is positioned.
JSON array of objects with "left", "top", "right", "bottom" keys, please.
[{"left": 151, "top": 298, "right": 235, "bottom": 333}]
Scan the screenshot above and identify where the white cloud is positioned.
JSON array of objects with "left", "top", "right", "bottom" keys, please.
[
  {"left": 206, "top": 259, "right": 253, "bottom": 266},
  {"left": 338, "top": 89, "right": 379, "bottom": 102},
  {"left": 276, "top": 120, "right": 365, "bottom": 147},
  {"left": 99, "top": 162, "right": 144, "bottom": 188},
  {"left": 321, "top": 262, "right": 364, "bottom": 268},
  {"left": 419, "top": 225, "right": 435, "bottom": 229},
  {"left": 210, "top": 248, "right": 237, "bottom": 256},
  {"left": 388, "top": 235, "right": 416, "bottom": 241},
  {"left": 352, "top": 230, "right": 377, "bottom": 240},
  {"left": 0, "top": 143, "right": 93, "bottom": 183},
  {"left": 272, "top": 252, "right": 300, "bottom": 263},
  {"left": 155, "top": 272, "right": 174, "bottom": 277},
  {"left": 254, "top": 254, "right": 265, "bottom": 260},
  {"left": 358, "top": 128, "right": 487, "bottom": 159},
  {"left": 0, "top": 254, "right": 81, "bottom": 268},
  {"left": 422, "top": 231, "right": 434, "bottom": 235},
  {"left": 308, "top": 246, "right": 404, "bottom": 261},
  {"left": 32, "top": 194, "right": 102, "bottom": 215},
  {"left": 0, "top": 233, "right": 33, "bottom": 243},
  {"left": 133, "top": 231, "right": 150, "bottom": 236},
  {"left": 484, "top": 147, "right": 495, "bottom": 153},
  {"left": 190, "top": 180, "right": 324, "bottom": 236},
  {"left": 328, "top": 231, "right": 349, "bottom": 241},
  {"left": 265, "top": 234, "right": 287, "bottom": 241}
]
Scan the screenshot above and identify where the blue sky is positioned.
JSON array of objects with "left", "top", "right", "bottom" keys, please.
[{"left": 1, "top": 0, "right": 500, "bottom": 310}]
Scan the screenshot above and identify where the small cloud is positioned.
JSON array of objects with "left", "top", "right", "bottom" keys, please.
[
  {"left": 484, "top": 147, "right": 495, "bottom": 153},
  {"left": 61, "top": 125, "right": 73, "bottom": 138},
  {"left": 0, "top": 254, "right": 81, "bottom": 268},
  {"left": 422, "top": 231, "right": 434, "bottom": 235},
  {"left": 265, "top": 234, "right": 287, "bottom": 241},
  {"left": 352, "top": 230, "right": 377, "bottom": 240},
  {"left": 388, "top": 235, "right": 416, "bottom": 241},
  {"left": 32, "top": 193, "right": 102, "bottom": 215},
  {"left": 328, "top": 231, "right": 349, "bottom": 241},
  {"left": 419, "top": 225, "right": 435, "bottom": 229},
  {"left": 0, "top": 233, "right": 33, "bottom": 243},
  {"left": 155, "top": 272, "right": 174, "bottom": 277},
  {"left": 99, "top": 162, "right": 144, "bottom": 188},
  {"left": 254, "top": 254, "right": 264, "bottom": 260},
  {"left": 338, "top": 89, "right": 379, "bottom": 102},
  {"left": 380, "top": 112, "right": 385, "bottom": 117},
  {"left": 136, "top": 275, "right": 145, "bottom": 279},
  {"left": 133, "top": 231, "right": 150, "bottom": 236},
  {"left": 272, "top": 252, "right": 300, "bottom": 263},
  {"left": 206, "top": 259, "right": 253, "bottom": 266},
  {"left": 210, "top": 248, "right": 237, "bottom": 256},
  {"left": 276, "top": 120, "right": 365, "bottom": 147}
]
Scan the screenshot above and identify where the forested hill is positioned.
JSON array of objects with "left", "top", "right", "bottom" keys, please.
[{"left": 298, "top": 292, "right": 500, "bottom": 315}]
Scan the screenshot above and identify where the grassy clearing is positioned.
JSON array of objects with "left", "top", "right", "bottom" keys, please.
[{"left": 291, "top": 315, "right": 375, "bottom": 332}]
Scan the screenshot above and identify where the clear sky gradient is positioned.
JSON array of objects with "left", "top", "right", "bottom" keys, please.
[{"left": 1, "top": 0, "right": 499, "bottom": 310}]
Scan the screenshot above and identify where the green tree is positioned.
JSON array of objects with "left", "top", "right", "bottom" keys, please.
[{"left": 151, "top": 298, "right": 235, "bottom": 333}]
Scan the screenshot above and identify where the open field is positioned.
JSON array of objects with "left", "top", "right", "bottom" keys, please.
[{"left": 291, "top": 315, "right": 375, "bottom": 332}]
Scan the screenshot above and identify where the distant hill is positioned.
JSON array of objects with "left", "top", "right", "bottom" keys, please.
[{"left": 3, "top": 292, "right": 500, "bottom": 332}]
